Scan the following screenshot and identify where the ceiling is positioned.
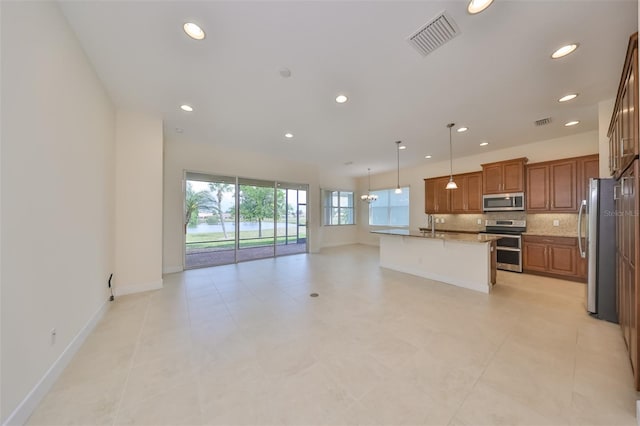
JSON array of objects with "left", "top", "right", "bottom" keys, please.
[{"left": 59, "top": 0, "right": 638, "bottom": 177}]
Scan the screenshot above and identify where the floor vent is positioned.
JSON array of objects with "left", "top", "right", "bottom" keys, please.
[
  {"left": 535, "top": 117, "right": 552, "bottom": 126},
  {"left": 407, "top": 11, "right": 460, "bottom": 57}
]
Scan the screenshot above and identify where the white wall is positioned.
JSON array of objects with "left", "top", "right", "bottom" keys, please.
[
  {"left": 164, "top": 138, "right": 355, "bottom": 272},
  {"left": 317, "top": 172, "right": 359, "bottom": 249},
  {"left": 357, "top": 131, "right": 598, "bottom": 245},
  {"left": 114, "top": 111, "right": 163, "bottom": 294},
  {"left": 1, "top": 1, "right": 115, "bottom": 423}
]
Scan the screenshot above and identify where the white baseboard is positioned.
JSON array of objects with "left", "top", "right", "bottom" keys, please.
[
  {"left": 114, "top": 278, "right": 163, "bottom": 296},
  {"left": 162, "top": 265, "right": 182, "bottom": 274},
  {"left": 2, "top": 299, "right": 110, "bottom": 426}
]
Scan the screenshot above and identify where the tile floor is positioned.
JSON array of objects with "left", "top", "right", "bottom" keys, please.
[{"left": 27, "top": 244, "right": 638, "bottom": 425}]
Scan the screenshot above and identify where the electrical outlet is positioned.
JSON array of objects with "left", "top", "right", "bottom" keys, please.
[
  {"left": 440, "top": 218, "right": 445, "bottom": 224},
  {"left": 553, "top": 220, "right": 560, "bottom": 227},
  {"left": 477, "top": 219, "right": 482, "bottom": 225}
]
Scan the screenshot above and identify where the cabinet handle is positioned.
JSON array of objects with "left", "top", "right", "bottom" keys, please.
[
  {"left": 621, "top": 177, "right": 634, "bottom": 196},
  {"left": 621, "top": 138, "right": 631, "bottom": 155},
  {"left": 614, "top": 185, "right": 621, "bottom": 200}
]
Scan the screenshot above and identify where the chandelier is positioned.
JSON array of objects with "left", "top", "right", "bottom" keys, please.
[{"left": 361, "top": 168, "right": 378, "bottom": 203}]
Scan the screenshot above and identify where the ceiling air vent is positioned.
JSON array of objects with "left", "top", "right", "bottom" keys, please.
[
  {"left": 407, "top": 11, "right": 460, "bottom": 57},
  {"left": 535, "top": 117, "right": 552, "bottom": 126}
]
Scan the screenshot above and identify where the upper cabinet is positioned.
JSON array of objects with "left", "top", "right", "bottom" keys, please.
[
  {"left": 426, "top": 155, "right": 598, "bottom": 215},
  {"left": 609, "top": 33, "right": 638, "bottom": 178},
  {"left": 424, "top": 176, "right": 451, "bottom": 213},
  {"left": 424, "top": 172, "right": 482, "bottom": 214},
  {"left": 526, "top": 154, "right": 599, "bottom": 213},
  {"left": 481, "top": 158, "right": 527, "bottom": 194},
  {"left": 450, "top": 172, "right": 483, "bottom": 214}
]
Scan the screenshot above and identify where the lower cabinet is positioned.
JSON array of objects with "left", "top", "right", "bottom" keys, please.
[
  {"left": 523, "top": 235, "right": 583, "bottom": 281},
  {"left": 616, "top": 160, "right": 639, "bottom": 388}
]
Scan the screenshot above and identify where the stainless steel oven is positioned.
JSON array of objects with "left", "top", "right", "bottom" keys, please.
[{"left": 480, "top": 220, "right": 526, "bottom": 272}]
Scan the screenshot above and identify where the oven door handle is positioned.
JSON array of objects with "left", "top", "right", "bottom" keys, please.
[{"left": 495, "top": 247, "right": 521, "bottom": 252}]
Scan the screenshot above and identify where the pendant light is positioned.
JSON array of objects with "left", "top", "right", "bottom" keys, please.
[
  {"left": 360, "top": 168, "right": 378, "bottom": 203},
  {"left": 445, "top": 123, "right": 458, "bottom": 190},
  {"left": 395, "top": 141, "right": 402, "bottom": 194}
]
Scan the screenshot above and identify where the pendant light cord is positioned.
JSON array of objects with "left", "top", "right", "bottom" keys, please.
[
  {"left": 447, "top": 123, "right": 455, "bottom": 180},
  {"left": 396, "top": 141, "right": 401, "bottom": 189},
  {"left": 449, "top": 126, "right": 453, "bottom": 180}
]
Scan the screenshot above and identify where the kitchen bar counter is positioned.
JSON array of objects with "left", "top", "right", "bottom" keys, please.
[
  {"left": 375, "top": 229, "right": 500, "bottom": 243},
  {"left": 372, "top": 229, "right": 498, "bottom": 294}
]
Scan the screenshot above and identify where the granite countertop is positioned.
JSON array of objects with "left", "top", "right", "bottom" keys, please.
[
  {"left": 417, "top": 228, "right": 480, "bottom": 234},
  {"left": 522, "top": 232, "right": 578, "bottom": 238},
  {"left": 372, "top": 229, "right": 500, "bottom": 243}
]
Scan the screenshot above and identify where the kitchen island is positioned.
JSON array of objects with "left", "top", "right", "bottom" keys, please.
[{"left": 372, "top": 229, "right": 498, "bottom": 294}]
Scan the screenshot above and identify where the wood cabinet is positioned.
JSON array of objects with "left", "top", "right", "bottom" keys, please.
[
  {"left": 550, "top": 160, "right": 578, "bottom": 211},
  {"left": 610, "top": 33, "right": 640, "bottom": 390},
  {"left": 424, "top": 179, "right": 436, "bottom": 213},
  {"left": 526, "top": 154, "right": 599, "bottom": 213},
  {"left": 481, "top": 158, "right": 527, "bottom": 194},
  {"left": 616, "top": 160, "right": 639, "bottom": 387},
  {"left": 578, "top": 154, "right": 600, "bottom": 202},
  {"left": 424, "top": 176, "right": 451, "bottom": 213},
  {"left": 609, "top": 33, "right": 638, "bottom": 178},
  {"left": 425, "top": 172, "right": 482, "bottom": 214},
  {"left": 526, "top": 164, "right": 549, "bottom": 211},
  {"left": 523, "top": 235, "right": 582, "bottom": 281},
  {"left": 450, "top": 172, "right": 482, "bottom": 213},
  {"left": 435, "top": 177, "right": 450, "bottom": 213}
]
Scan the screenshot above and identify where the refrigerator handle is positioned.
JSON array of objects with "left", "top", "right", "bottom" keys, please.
[{"left": 577, "top": 199, "right": 587, "bottom": 258}]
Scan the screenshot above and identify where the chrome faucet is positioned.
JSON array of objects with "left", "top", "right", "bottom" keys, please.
[{"left": 427, "top": 214, "right": 436, "bottom": 234}]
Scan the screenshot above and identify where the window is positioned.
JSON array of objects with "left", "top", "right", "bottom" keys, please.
[
  {"left": 323, "top": 190, "right": 355, "bottom": 225},
  {"left": 369, "top": 187, "right": 410, "bottom": 226}
]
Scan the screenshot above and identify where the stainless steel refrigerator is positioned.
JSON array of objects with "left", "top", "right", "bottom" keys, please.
[{"left": 578, "top": 178, "right": 617, "bottom": 322}]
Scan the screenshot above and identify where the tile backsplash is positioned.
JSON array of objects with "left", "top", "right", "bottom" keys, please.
[{"left": 428, "top": 212, "right": 578, "bottom": 237}]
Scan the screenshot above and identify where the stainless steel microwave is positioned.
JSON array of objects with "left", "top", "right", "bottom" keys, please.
[{"left": 483, "top": 192, "right": 525, "bottom": 211}]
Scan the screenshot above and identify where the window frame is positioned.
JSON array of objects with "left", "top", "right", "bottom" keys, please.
[{"left": 322, "top": 189, "right": 356, "bottom": 226}]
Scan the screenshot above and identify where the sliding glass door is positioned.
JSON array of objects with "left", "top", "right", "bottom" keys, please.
[
  {"left": 237, "top": 178, "right": 276, "bottom": 262},
  {"left": 184, "top": 172, "right": 308, "bottom": 268},
  {"left": 276, "top": 183, "right": 308, "bottom": 256},
  {"left": 184, "top": 173, "right": 236, "bottom": 268}
]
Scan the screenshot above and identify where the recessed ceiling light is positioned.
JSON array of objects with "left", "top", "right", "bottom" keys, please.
[
  {"left": 425, "top": 155, "right": 432, "bottom": 159},
  {"left": 467, "top": 0, "right": 494, "bottom": 14},
  {"left": 284, "top": 133, "right": 294, "bottom": 139},
  {"left": 565, "top": 120, "right": 580, "bottom": 127},
  {"left": 335, "top": 94, "right": 348, "bottom": 104},
  {"left": 180, "top": 104, "right": 194, "bottom": 112},
  {"left": 551, "top": 43, "right": 578, "bottom": 59},
  {"left": 457, "top": 127, "right": 468, "bottom": 133},
  {"left": 480, "top": 142, "right": 489, "bottom": 146},
  {"left": 558, "top": 93, "right": 579, "bottom": 102},
  {"left": 183, "top": 22, "right": 205, "bottom": 40},
  {"left": 399, "top": 145, "right": 407, "bottom": 150}
]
